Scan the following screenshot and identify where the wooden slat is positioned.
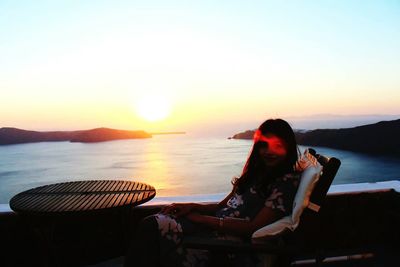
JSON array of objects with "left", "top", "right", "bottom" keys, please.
[
  {"left": 116, "top": 180, "right": 125, "bottom": 190},
  {"left": 75, "top": 195, "right": 95, "bottom": 211},
  {"left": 63, "top": 181, "right": 82, "bottom": 193},
  {"left": 64, "top": 194, "right": 88, "bottom": 211},
  {"left": 139, "top": 191, "right": 150, "bottom": 205},
  {"left": 102, "top": 180, "right": 114, "bottom": 191},
  {"left": 78, "top": 181, "right": 107, "bottom": 213},
  {"left": 88, "top": 180, "right": 113, "bottom": 210},
  {"left": 37, "top": 195, "right": 64, "bottom": 212},
  {"left": 54, "top": 193, "right": 85, "bottom": 212},
  {"left": 88, "top": 180, "right": 103, "bottom": 192},
  {"left": 44, "top": 195, "right": 70, "bottom": 212},
  {"left": 84, "top": 180, "right": 98, "bottom": 191},
  {"left": 79, "top": 180, "right": 96, "bottom": 192},
  {"left": 113, "top": 192, "right": 127, "bottom": 207},
  {"left": 46, "top": 182, "right": 65, "bottom": 193},
  {"left": 100, "top": 180, "right": 112, "bottom": 192},
  {"left": 119, "top": 191, "right": 133, "bottom": 206},
  {"left": 83, "top": 180, "right": 99, "bottom": 193},
  {"left": 53, "top": 194, "right": 78, "bottom": 212},
  {"left": 95, "top": 193, "right": 113, "bottom": 210},
  {"left": 91, "top": 180, "right": 107, "bottom": 193},
  {"left": 11, "top": 194, "right": 34, "bottom": 209},
  {"left": 21, "top": 194, "right": 48, "bottom": 210},
  {"left": 12, "top": 195, "right": 32, "bottom": 210},
  {"left": 109, "top": 180, "right": 120, "bottom": 192},
  {"left": 31, "top": 184, "right": 49, "bottom": 193},
  {"left": 126, "top": 192, "right": 139, "bottom": 206},
  {"left": 85, "top": 180, "right": 110, "bottom": 210},
  {"left": 61, "top": 192, "right": 85, "bottom": 211},
  {"left": 104, "top": 192, "right": 121, "bottom": 209},
  {"left": 74, "top": 180, "right": 90, "bottom": 192},
  {"left": 90, "top": 192, "right": 108, "bottom": 210},
  {"left": 105, "top": 193, "right": 121, "bottom": 209},
  {"left": 136, "top": 192, "right": 144, "bottom": 204},
  {"left": 77, "top": 188, "right": 102, "bottom": 211},
  {"left": 128, "top": 181, "right": 138, "bottom": 191},
  {"left": 73, "top": 180, "right": 89, "bottom": 192},
  {"left": 121, "top": 181, "right": 131, "bottom": 191}
]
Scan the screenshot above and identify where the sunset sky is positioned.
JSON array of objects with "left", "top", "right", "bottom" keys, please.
[{"left": 1, "top": 1, "right": 399, "bottom": 135}]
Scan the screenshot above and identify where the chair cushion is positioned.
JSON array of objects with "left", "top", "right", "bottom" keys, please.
[
  {"left": 292, "top": 155, "right": 323, "bottom": 227},
  {"left": 251, "top": 149, "right": 323, "bottom": 240}
]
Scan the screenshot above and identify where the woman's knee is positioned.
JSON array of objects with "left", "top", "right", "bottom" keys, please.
[
  {"left": 137, "top": 215, "right": 159, "bottom": 232},
  {"left": 132, "top": 214, "right": 160, "bottom": 243}
]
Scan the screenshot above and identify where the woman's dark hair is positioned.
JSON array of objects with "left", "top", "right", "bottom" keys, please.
[{"left": 234, "top": 119, "right": 299, "bottom": 194}]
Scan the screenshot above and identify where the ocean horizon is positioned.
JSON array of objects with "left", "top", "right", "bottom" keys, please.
[{"left": 1, "top": 135, "right": 399, "bottom": 204}]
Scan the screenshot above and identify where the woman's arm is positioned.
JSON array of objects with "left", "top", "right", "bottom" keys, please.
[
  {"left": 186, "top": 206, "right": 282, "bottom": 237},
  {"left": 160, "top": 190, "right": 235, "bottom": 217}
]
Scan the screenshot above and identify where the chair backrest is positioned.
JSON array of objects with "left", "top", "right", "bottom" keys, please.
[
  {"left": 289, "top": 148, "right": 341, "bottom": 248},
  {"left": 306, "top": 148, "right": 341, "bottom": 213},
  {"left": 251, "top": 148, "right": 341, "bottom": 241}
]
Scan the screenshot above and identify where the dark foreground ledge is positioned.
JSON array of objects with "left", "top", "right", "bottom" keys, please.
[{"left": 1, "top": 183, "right": 399, "bottom": 267}]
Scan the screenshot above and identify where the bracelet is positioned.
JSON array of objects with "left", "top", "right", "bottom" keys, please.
[{"left": 219, "top": 217, "right": 224, "bottom": 228}]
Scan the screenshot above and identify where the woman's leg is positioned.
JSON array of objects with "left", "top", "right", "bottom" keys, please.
[
  {"left": 124, "top": 215, "right": 160, "bottom": 267},
  {"left": 124, "top": 213, "right": 210, "bottom": 267}
]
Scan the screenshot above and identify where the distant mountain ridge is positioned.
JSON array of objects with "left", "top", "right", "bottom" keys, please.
[
  {"left": 0, "top": 127, "right": 151, "bottom": 145},
  {"left": 231, "top": 119, "right": 400, "bottom": 156}
]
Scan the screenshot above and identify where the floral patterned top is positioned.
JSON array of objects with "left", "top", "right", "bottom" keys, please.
[{"left": 216, "top": 172, "right": 301, "bottom": 220}]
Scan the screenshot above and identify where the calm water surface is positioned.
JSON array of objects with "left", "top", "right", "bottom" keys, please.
[{"left": 0, "top": 135, "right": 399, "bottom": 204}]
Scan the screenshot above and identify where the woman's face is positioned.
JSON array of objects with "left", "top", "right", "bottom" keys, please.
[{"left": 257, "top": 134, "right": 288, "bottom": 168}]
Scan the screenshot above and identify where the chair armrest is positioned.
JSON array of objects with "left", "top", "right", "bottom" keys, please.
[{"left": 182, "top": 236, "right": 294, "bottom": 255}]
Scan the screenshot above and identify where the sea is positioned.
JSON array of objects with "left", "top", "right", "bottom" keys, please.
[{"left": 1, "top": 134, "right": 399, "bottom": 204}]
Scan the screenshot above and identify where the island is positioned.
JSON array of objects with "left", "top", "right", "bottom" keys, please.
[
  {"left": 0, "top": 127, "right": 152, "bottom": 145},
  {"left": 230, "top": 119, "right": 400, "bottom": 157}
]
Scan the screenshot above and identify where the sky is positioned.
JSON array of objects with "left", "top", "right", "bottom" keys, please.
[{"left": 1, "top": 0, "right": 399, "bottom": 136}]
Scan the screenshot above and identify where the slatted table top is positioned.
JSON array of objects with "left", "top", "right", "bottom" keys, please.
[{"left": 10, "top": 180, "right": 156, "bottom": 214}]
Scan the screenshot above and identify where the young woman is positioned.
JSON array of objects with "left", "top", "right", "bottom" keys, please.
[{"left": 124, "top": 119, "right": 300, "bottom": 267}]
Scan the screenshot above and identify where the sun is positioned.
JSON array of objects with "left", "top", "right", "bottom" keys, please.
[{"left": 136, "top": 94, "right": 172, "bottom": 122}]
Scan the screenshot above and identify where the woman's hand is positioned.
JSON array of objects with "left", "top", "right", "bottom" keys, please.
[{"left": 159, "top": 203, "right": 196, "bottom": 217}]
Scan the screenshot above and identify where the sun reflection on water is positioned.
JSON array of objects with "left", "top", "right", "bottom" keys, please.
[{"left": 131, "top": 140, "right": 173, "bottom": 196}]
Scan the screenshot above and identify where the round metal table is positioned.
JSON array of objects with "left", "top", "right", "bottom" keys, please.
[{"left": 10, "top": 180, "right": 156, "bottom": 214}]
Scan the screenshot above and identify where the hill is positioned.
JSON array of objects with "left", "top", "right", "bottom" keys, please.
[
  {"left": 0, "top": 127, "right": 151, "bottom": 145},
  {"left": 230, "top": 119, "right": 400, "bottom": 156}
]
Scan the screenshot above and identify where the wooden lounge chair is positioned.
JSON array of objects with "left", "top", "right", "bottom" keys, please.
[{"left": 183, "top": 148, "right": 341, "bottom": 266}]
